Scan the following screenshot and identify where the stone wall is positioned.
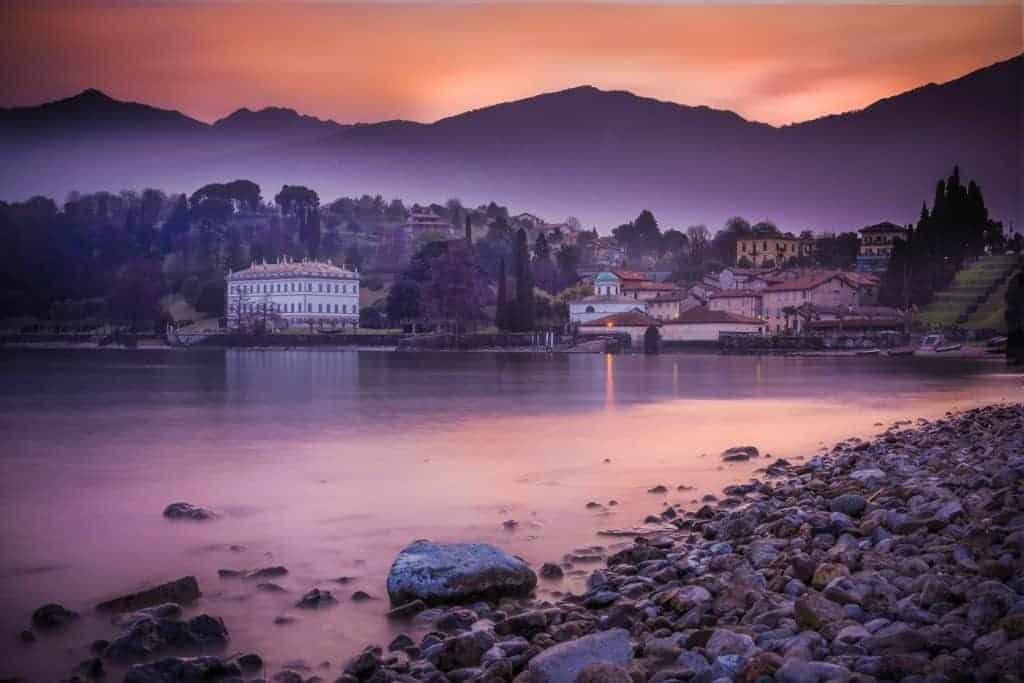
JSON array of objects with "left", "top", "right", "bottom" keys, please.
[{"left": 397, "top": 333, "right": 551, "bottom": 351}]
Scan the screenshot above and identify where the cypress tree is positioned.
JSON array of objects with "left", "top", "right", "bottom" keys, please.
[
  {"left": 496, "top": 258, "right": 508, "bottom": 330},
  {"left": 513, "top": 228, "right": 534, "bottom": 331}
]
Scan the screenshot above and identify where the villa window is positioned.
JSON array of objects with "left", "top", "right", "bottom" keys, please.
[
  {"left": 585, "top": 306, "right": 595, "bottom": 313},
  {"left": 307, "top": 303, "right": 312, "bottom": 312}
]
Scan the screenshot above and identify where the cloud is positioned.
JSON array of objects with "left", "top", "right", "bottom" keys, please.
[{"left": 1, "top": 2, "right": 1019, "bottom": 125}]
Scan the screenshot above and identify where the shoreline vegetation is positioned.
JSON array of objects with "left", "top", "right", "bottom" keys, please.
[{"left": 20, "top": 402, "right": 1024, "bottom": 682}]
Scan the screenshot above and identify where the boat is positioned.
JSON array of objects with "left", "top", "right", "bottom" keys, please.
[
  {"left": 856, "top": 348, "right": 881, "bottom": 356},
  {"left": 918, "top": 334, "right": 961, "bottom": 354},
  {"left": 986, "top": 336, "right": 1008, "bottom": 353},
  {"left": 986, "top": 336, "right": 1007, "bottom": 354},
  {"left": 887, "top": 348, "right": 915, "bottom": 356}
]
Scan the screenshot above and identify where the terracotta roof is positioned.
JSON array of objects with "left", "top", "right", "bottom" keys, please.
[
  {"left": 667, "top": 307, "right": 762, "bottom": 325},
  {"left": 228, "top": 260, "right": 357, "bottom": 281},
  {"left": 580, "top": 311, "right": 661, "bottom": 327},
  {"left": 763, "top": 271, "right": 845, "bottom": 293},
  {"left": 711, "top": 289, "right": 763, "bottom": 299},
  {"left": 621, "top": 281, "right": 679, "bottom": 291},
  {"left": 841, "top": 272, "right": 880, "bottom": 287},
  {"left": 612, "top": 270, "right": 651, "bottom": 282}
]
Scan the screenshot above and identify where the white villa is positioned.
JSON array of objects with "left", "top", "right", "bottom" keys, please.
[
  {"left": 226, "top": 258, "right": 360, "bottom": 329},
  {"left": 569, "top": 272, "right": 645, "bottom": 324}
]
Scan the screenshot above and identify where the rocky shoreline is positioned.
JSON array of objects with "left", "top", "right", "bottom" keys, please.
[{"left": 22, "top": 403, "right": 1024, "bottom": 683}]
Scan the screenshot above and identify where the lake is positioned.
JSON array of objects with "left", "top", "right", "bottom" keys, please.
[{"left": 0, "top": 348, "right": 1020, "bottom": 680}]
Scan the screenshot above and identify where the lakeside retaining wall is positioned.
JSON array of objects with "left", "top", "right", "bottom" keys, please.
[
  {"left": 203, "top": 333, "right": 400, "bottom": 348},
  {"left": 397, "top": 332, "right": 550, "bottom": 351},
  {"left": 721, "top": 332, "right": 912, "bottom": 353}
]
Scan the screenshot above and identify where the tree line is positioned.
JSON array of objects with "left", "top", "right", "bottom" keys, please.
[{"left": 879, "top": 167, "right": 1009, "bottom": 307}]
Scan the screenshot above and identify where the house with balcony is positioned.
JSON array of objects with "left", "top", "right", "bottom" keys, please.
[{"left": 856, "top": 222, "right": 909, "bottom": 274}]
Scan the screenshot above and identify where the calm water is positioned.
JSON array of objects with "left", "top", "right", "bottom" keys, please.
[{"left": 0, "top": 348, "right": 1020, "bottom": 680}]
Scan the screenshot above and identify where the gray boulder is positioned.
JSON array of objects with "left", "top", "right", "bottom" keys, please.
[
  {"left": 31, "top": 603, "right": 79, "bottom": 629},
  {"left": 705, "top": 629, "right": 757, "bottom": 658},
  {"left": 794, "top": 592, "right": 846, "bottom": 630},
  {"left": 96, "top": 576, "right": 201, "bottom": 613},
  {"left": 721, "top": 446, "right": 759, "bottom": 462},
  {"left": 574, "top": 662, "right": 632, "bottom": 683},
  {"left": 162, "top": 502, "right": 216, "bottom": 520},
  {"left": 775, "top": 660, "right": 851, "bottom": 683},
  {"left": 105, "top": 607, "right": 228, "bottom": 663},
  {"left": 123, "top": 656, "right": 239, "bottom": 683},
  {"left": 528, "top": 628, "right": 633, "bottom": 683},
  {"left": 829, "top": 494, "right": 867, "bottom": 518},
  {"left": 386, "top": 541, "right": 537, "bottom": 606}
]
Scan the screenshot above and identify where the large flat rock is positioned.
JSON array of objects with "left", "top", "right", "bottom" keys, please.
[
  {"left": 386, "top": 541, "right": 537, "bottom": 606},
  {"left": 96, "top": 576, "right": 201, "bottom": 613},
  {"left": 527, "top": 629, "right": 633, "bottom": 683}
]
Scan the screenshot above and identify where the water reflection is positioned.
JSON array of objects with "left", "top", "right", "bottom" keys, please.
[
  {"left": 0, "top": 348, "right": 1019, "bottom": 681},
  {"left": 605, "top": 353, "right": 615, "bottom": 410}
]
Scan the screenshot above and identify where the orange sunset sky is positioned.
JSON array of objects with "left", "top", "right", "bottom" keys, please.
[{"left": 1, "top": 1, "right": 1020, "bottom": 126}]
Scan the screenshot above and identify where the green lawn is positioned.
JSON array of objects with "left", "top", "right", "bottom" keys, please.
[{"left": 916, "top": 255, "right": 1019, "bottom": 328}]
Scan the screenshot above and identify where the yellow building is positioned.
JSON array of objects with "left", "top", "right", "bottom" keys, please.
[{"left": 736, "top": 235, "right": 799, "bottom": 268}]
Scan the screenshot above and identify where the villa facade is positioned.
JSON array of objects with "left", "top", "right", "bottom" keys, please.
[
  {"left": 569, "top": 271, "right": 645, "bottom": 324},
  {"left": 856, "top": 222, "right": 909, "bottom": 274},
  {"left": 226, "top": 259, "right": 360, "bottom": 329}
]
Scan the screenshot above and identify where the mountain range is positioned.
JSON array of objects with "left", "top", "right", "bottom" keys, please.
[{"left": 0, "top": 54, "right": 1019, "bottom": 231}]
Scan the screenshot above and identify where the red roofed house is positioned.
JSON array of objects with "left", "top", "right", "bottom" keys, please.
[
  {"left": 646, "top": 290, "right": 704, "bottom": 321},
  {"left": 613, "top": 270, "right": 681, "bottom": 301},
  {"left": 708, "top": 289, "right": 763, "bottom": 320},
  {"left": 660, "top": 307, "right": 765, "bottom": 342},
  {"left": 761, "top": 271, "right": 860, "bottom": 333},
  {"left": 578, "top": 311, "right": 662, "bottom": 345}
]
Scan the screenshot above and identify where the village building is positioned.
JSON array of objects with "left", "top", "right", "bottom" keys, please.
[
  {"left": 687, "top": 281, "right": 718, "bottom": 302},
  {"left": 645, "top": 290, "right": 703, "bottom": 321},
  {"left": 403, "top": 209, "right": 455, "bottom": 239},
  {"left": 760, "top": 271, "right": 861, "bottom": 333},
  {"left": 568, "top": 272, "right": 644, "bottom": 324},
  {"left": 708, "top": 289, "right": 764, "bottom": 320},
  {"left": 226, "top": 258, "right": 360, "bottom": 329},
  {"left": 660, "top": 307, "right": 765, "bottom": 342},
  {"left": 736, "top": 233, "right": 800, "bottom": 268},
  {"left": 615, "top": 270, "right": 681, "bottom": 301},
  {"left": 798, "top": 234, "right": 820, "bottom": 261},
  {"left": 804, "top": 305, "right": 906, "bottom": 336},
  {"left": 588, "top": 237, "right": 626, "bottom": 268},
  {"left": 856, "top": 222, "right": 909, "bottom": 274},
  {"left": 513, "top": 213, "right": 580, "bottom": 246},
  {"left": 842, "top": 270, "right": 882, "bottom": 304},
  {"left": 577, "top": 311, "right": 661, "bottom": 345},
  {"left": 714, "top": 267, "right": 779, "bottom": 291}
]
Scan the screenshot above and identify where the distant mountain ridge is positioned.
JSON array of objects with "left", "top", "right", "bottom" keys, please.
[
  {"left": 0, "top": 53, "right": 1019, "bottom": 231},
  {"left": 212, "top": 107, "right": 347, "bottom": 140}
]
